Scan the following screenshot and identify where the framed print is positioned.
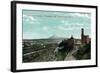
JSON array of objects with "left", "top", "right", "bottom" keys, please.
[{"left": 11, "top": 1, "right": 98, "bottom": 72}]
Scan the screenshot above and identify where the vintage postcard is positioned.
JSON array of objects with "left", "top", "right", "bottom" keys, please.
[{"left": 22, "top": 10, "right": 91, "bottom": 62}]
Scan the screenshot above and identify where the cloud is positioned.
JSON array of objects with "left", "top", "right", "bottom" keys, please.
[
  {"left": 58, "top": 24, "right": 83, "bottom": 31},
  {"left": 42, "top": 26, "right": 48, "bottom": 31},
  {"left": 23, "top": 14, "right": 36, "bottom": 22},
  {"left": 71, "top": 23, "right": 83, "bottom": 26},
  {"left": 29, "top": 16, "right": 35, "bottom": 21},
  {"left": 23, "top": 15, "right": 27, "bottom": 18},
  {"left": 62, "top": 20, "right": 68, "bottom": 24},
  {"left": 23, "top": 14, "right": 40, "bottom": 25},
  {"left": 72, "top": 13, "right": 90, "bottom": 18},
  {"left": 61, "top": 20, "right": 84, "bottom": 29}
]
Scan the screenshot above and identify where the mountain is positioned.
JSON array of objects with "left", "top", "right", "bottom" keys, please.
[{"left": 49, "top": 34, "right": 66, "bottom": 39}]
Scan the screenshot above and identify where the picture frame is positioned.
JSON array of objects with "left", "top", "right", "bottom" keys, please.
[{"left": 11, "top": 1, "right": 98, "bottom": 72}]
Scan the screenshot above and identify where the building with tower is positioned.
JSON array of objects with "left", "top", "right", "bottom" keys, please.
[{"left": 81, "top": 28, "right": 91, "bottom": 44}]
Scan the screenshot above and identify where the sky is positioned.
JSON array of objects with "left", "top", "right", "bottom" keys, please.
[{"left": 22, "top": 10, "right": 91, "bottom": 39}]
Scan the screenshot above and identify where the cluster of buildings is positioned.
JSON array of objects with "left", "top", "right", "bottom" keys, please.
[{"left": 65, "top": 28, "right": 91, "bottom": 48}]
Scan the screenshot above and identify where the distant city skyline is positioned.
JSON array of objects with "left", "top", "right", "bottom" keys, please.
[{"left": 23, "top": 10, "right": 91, "bottom": 39}]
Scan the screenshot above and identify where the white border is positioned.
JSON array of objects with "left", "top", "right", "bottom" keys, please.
[{"left": 16, "top": 3, "right": 96, "bottom": 70}]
